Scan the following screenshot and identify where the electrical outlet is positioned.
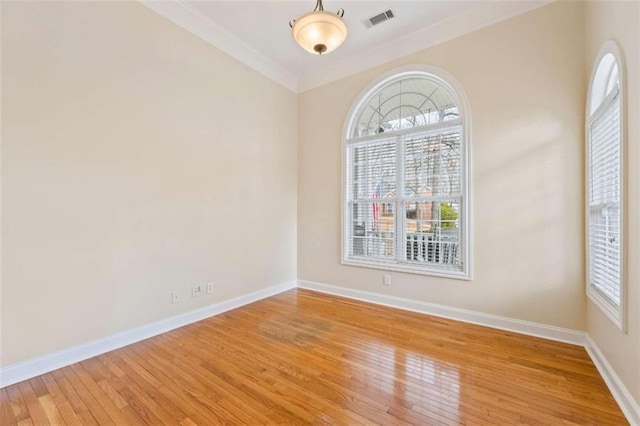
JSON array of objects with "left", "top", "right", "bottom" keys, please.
[
  {"left": 192, "top": 285, "right": 205, "bottom": 298},
  {"left": 171, "top": 291, "right": 181, "bottom": 304},
  {"left": 206, "top": 282, "right": 214, "bottom": 294},
  {"left": 383, "top": 274, "right": 391, "bottom": 286}
]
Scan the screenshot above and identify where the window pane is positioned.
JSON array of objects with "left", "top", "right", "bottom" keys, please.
[
  {"left": 589, "top": 203, "right": 621, "bottom": 305},
  {"left": 349, "top": 139, "right": 396, "bottom": 200},
  {"left": 590, "top": 96, "right": 620, "bottom": 205},
  {"left": 589, "top": 53, "right": 617, "bottom": 114},
  {"left": 349, "top": 202, "right": 395, "bottom": 259},
  {"left": 589, "top": 92, "right": 621, "bottom": 306},
  {"left": 405, "top": 130, "right": 462, "bottom": 197},
  {"left": 404, "top": 200, "right": 462, "bottom": 270},
  {"left": 352, "top": 77, "right": 458, "bottom": 138}
]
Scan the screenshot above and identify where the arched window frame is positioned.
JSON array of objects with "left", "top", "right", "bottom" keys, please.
[
  {"left": 341, "top": 65, "right": 472, "bottom": 279},
  {"left": 586, "top": 40, "right": 627, "bottom": 332}
]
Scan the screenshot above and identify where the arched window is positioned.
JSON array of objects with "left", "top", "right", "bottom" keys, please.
[
  {"left": 342, "top": 66, "right": 471, "bottom": 279},
  {"left": 586, "top": 41, "right": 626, "bottom": 330}
]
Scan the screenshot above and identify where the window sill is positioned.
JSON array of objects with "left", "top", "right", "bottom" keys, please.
[
  {"left": 587, "top": 285, "right": 626, "bottom": 333},
  {"left": 342, "top": 258, "right": 472, "bottom": 281}
]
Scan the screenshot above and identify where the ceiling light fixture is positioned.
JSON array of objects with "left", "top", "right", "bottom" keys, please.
[{"left": 289, "top": 0, "right": 347, "bottom": 55}]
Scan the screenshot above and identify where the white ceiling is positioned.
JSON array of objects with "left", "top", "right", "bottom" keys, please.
[
  {"left": 143, "top": 0, "right": 551, "bottom": 92},
  {"left": 186, "top": 1, "right": 478, "bottom": 75}
]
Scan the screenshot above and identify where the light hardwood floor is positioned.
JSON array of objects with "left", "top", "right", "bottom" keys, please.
[{"left": 0, "top": 289, "right": 628, "bottom": 425}]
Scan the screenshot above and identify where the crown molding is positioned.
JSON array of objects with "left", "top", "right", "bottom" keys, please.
[
  {"left": 141, "top": 1, "right": 552, "bottom": 94},
  {"left": 140, "top": 0, "right": 298, "bottom": 93},
  {"left": 298, "top": 0, "right": 554, "bottom": 92}
]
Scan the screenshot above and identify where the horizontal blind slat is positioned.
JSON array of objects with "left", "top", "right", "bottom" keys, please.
[{"left": 588, "top": 91, "right": 621, "bottom": 307}]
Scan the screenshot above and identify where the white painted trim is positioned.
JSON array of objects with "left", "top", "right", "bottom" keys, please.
[
  {"left": 139, "top": 0, "right": 298, "bottom": 92},
  {"left": 585, "top": 335, "right": 640, "bottom": 426},
  {"left": 341, "top": 259, "right": 471, "bottom": 281},
  {"left": 297, "top": 1, "right": 554, "bottom": 92},
  {"left": 298, "top": 280, "right": 584, "bottom": 346},
  {"left": 140, "top": 0, "right": 551, "bottom": 93},
  {"left": 0, "top": 280, "right": 297, "bottom": 388}
]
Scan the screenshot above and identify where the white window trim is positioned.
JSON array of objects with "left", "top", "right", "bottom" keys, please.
[
  {"left": 341, "top": 65, "right": 473, "bottom": 280},
  {"left": 585, "top": 40, "right": 627, "bottom": 332}
]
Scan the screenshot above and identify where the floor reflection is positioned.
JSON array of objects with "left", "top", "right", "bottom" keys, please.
[
  {"left": 404, "top": 351, "right": 460, "bottom": 424},
  {"left": 347, "top": 339, "right": 461, "bottom": 424}
]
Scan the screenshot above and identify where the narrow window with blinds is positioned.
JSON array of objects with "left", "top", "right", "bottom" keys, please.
[
  {"left": 586, "top": 44, "right": 626, "bottom": 330},
  {"left": 344, "top": 70, "right": 470, "bottom": 279}
]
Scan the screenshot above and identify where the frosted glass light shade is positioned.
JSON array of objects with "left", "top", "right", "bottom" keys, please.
[{"left": 292, "top": 11, "right": 347, "bottom": 55}]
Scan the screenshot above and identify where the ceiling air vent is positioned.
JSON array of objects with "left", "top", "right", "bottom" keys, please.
[{"left": 363, "top": 9, "right": 395, "bottom": 28}]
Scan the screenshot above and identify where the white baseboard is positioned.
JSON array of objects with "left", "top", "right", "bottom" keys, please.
[
  {"left": 0, "top": 280, "right": 297, "bottom": 388},
  {"left": 298, "top": 280, "right": 585, "bottom": 345},
  {"left": 585, "top": 335, "right": 640, "bottom": 426},
  {"left": 3, "top": 277, "right": 638, "bottom": 426}
]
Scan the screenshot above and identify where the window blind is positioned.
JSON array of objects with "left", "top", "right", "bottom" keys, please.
[
  {"left": 345, "top": 125, "right": 463, "bottom": 272},
  {"left": 588, "top": 89, "right": 621, "bottom": 306},
  {"left": 346, "top": 137, "right": 397, "bottom": 261},
  {"left": 403, "top": 129, "right": 463, "bottom": 270}
]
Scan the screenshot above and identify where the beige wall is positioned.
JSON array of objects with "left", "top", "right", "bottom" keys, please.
[
  {"left": 298, "top": 1, "right": 586, "bottom": 330},
  {"left": 1, "top": 2, "right": 297, "bottom": 366},
  {"left": 585, "top": 0, "right": 640, "bottom": 404}
]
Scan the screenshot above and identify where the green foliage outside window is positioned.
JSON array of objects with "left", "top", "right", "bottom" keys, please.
[{"left": 440, "top": 203, "right": 458, "bottom": 229}]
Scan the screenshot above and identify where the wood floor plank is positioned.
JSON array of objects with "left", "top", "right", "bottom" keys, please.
[
  {"left": 1, "top": 288, "right": 629, "bottom": 425},
  {"left": 28, "top": 377, "right": 49, "bottom": 399},
  {"left": 58, "top": 367, "right": 114, "bottom": 426},
  {"left": 131, "top": 339, "right": 263, "bottom": 424},
  {"left": 158, "top": 325, "right": 384, "bottom": 421},
  {"left": 4, "top": 385, "right": 29, "bottom": 425},
  {"left": 104, "top": 350, "right": 216, "bottom": 426},
  {"left": 89, "top": 356, "right": 186, "bottom": 424},
  {"left": 144, "top": 335, "right": 312, "bottom": 424},
  {"left": 16, "top": 382, "right": 50, "bottom": 426},
  {"left": 40, "top": 374, "right": 82, "bottom": 426},
  {"left": 37, "top": 394, "right": 65, "bottom": 425},
  {"left": 0, "top": 388, "right": 19, "bottom": 426},
  {"left": 49, "top": 370, "right": 98, "bottom": 426},
  {"left": 189, "top": 320, "right": 410, "bottom": 424},
  {"left": 206, "top": 297, "right": 557, "bottom": 422},
  {"left": 68, "top": 364, "right": 139, "bottom": 425}
]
